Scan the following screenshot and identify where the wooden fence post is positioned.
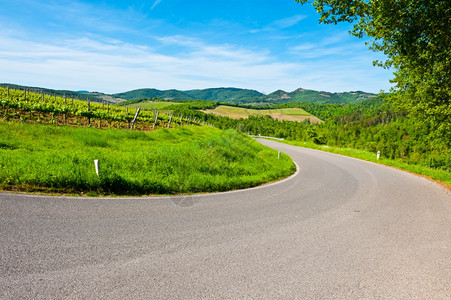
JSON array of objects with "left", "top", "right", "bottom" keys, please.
[
  {"left": 87, "top": 98, "right": 91, "bottom": 125},
  {"left": 152, "top": 110, "right": 159, "bottom": 130},
  {"left": 130, "top": 108, "right": 140, "bottom": 129},
  {"left": 168, "top": 113, "right": 173, "bottom": 128}
]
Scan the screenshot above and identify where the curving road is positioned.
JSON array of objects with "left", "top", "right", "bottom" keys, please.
[{"left": 1, "top": 139, "right": 450, "bottom": 299}]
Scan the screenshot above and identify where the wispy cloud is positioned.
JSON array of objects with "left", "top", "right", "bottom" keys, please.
[
  {"left": 0, "top": 34, "right": 301, "bottom": 93},
  {"left": 273, "top": 15, "right": 307, "bottom": 29},
  {"left": 0, "top": 31, "right": 391, "bottom": 94},
  {"left": 250, "top": 14, "right": 307, "bottom": 33},
  {"left": 0, "top": 1, "right": 392, "bottom": 93},
  {"left": 151, "top": 0, "right": 163, "bottom": 10}
]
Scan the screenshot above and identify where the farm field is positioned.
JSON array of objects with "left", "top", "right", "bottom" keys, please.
[
  {"left": 128, "top": 101, "right": 182, "bottom": 111},
  {"left": 203, "top": 105, "right": 322, "bottom": 123},
  {"left": 0, "top": 121, "right": 295, "bottom": 195}
]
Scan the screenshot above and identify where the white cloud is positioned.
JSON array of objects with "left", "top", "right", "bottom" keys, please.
[{"left": 0, "top": 30, "right": 391, "bottom": 94}]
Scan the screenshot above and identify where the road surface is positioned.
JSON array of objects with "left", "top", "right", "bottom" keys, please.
[{"left": 1, "top": 139, "right": 450, "bottom": 299}]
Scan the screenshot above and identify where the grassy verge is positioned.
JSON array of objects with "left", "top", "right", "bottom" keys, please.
[
  {"left": 0, "top": 121, "right": 295, "bottom": 196},
  {"left": 279, "top": 140, "right": 451, "bottom": 188}
]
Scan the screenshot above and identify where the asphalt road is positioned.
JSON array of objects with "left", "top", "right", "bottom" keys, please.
[{"left": 1, "top": 139, "right": 450, "bottom": 299}]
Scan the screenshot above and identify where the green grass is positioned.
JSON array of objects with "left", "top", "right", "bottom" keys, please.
[
  {"left": 128, "top": 101, "right": 182, "bottom": 111},
  {"left": 0, "top": 121, "right": 295, "bottom": 195},
  {"left": 266, "top": 108, "right": 311, "bottom": 116},
  {"left": 279, "top": 140, "right": 451, "bottom": 187}
]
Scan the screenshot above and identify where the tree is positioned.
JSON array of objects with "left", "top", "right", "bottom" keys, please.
[{"left": 295, "top": 0, "right": 450, "bottom": 145}]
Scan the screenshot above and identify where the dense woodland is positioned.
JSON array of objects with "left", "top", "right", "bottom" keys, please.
[{"left": 169, "top": 98, "right": 450, "bottom": 171}]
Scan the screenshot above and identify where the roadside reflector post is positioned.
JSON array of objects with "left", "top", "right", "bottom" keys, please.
[
  {"left": 377, "top": 151, "right": 380, "bottom": 160},
  {"left": 278, "top": 151, "right": 281, "bottom": 160},
  {"left": 94, "top": 159, "right": 99, "bottom": 176}
]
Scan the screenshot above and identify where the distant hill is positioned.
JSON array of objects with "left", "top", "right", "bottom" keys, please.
[
  {"left": 114, "top": 88, "right": 194, "bottom": 101},
  {"left": 114, "top": 87, "right": 265, "bottom": 102},
  {"left": 115, "top": 87, "right": 377, "bottom": 105},
  {"left": 184, "top": 88, "right": 264, "bottom": 102},
  {"left": 1, "top": 83, "right": 379, "bottom": 105},
  {"left": 264, "top": 88, "right": 378, "bottom": 105}
]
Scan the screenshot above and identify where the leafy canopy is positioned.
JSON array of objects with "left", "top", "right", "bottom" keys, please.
[{"left": 295, "top": 0, "right": 450, "bottom": 145}]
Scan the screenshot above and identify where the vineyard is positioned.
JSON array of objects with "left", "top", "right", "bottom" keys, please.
[{"left": 0, "top": 87, "right": 207, "bottom": 131}]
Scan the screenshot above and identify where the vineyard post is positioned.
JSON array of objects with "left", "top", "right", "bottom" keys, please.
[
  {"left": 41, "top": 90, "right": 44, "bottom": 102},
  {"left": 6, "top": 86, "right": 9, "bottom": 97},
  {"left": 87, "top": 98, "right": 91, "bottom": 125},
  {"left": 64, "top": 94, "right": 67, "bottom": 124},
  {"left": 107, "top": 103, "right": 109, "bottom": 113},
  {"left": 126, "top": 106, "right": 130, "bottom": 128},
  {"left": 152, "top": 110, "right": 159, "bottom": 130},
  {"left": 179, "top": 114, "right": 183, "bottom": 127},
  {"left": 130, "top": 107, "right": 140, "bottom": 129},
  {"left": 168, "top": 113, "right": 173, "bottom": 128},
  {"left": 24, "top": 89, "right": 26, "bottom": 101}
]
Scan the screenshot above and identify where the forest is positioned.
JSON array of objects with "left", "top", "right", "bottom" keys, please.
[{"left": 169, "top": 98, "right": 450, "bottom": 171}]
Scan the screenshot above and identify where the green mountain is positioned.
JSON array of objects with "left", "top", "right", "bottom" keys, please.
[
  {"left": 184, "top": 88, "right": 264, "bottom": 101},
  {"left": 115, "top": 87, "right": 378, "bottom": 105},
  {"left": 1, "top": 83, "right": 379, "bottom": 105},
  {"left": 265, "top": 88, "right": 378, "bottom": 104},
  {"left": 114, "top": 87, "right": 264, "bottom": 102},
  {"left": 114, "top": 88, "right": 195, "bottom": 101}
]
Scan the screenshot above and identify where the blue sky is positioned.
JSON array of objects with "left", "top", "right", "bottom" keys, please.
[{"left": 0, "top": 0, "right": 393, "bottom": 94}]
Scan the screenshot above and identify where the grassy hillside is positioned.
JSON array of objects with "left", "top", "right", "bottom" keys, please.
[
  {"left": 0, "top": 83, "right": 106, "bottom": 103},
  {"left": 203, "top": 105, "right": 322, "bottom": 123},
  {"left": 0, "top": 121, "right": 295, "bottom": 195}
]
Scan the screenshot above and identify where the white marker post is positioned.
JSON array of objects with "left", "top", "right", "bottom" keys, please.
[
  {"left": 377, "top": 151, "right": 380, "bottom": 160},
  {"left": 94, "top": 159, "right": 99, "bottom": 176},
  {"left": 278, "top": 151, "right": 281, "bottom": 160}
]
